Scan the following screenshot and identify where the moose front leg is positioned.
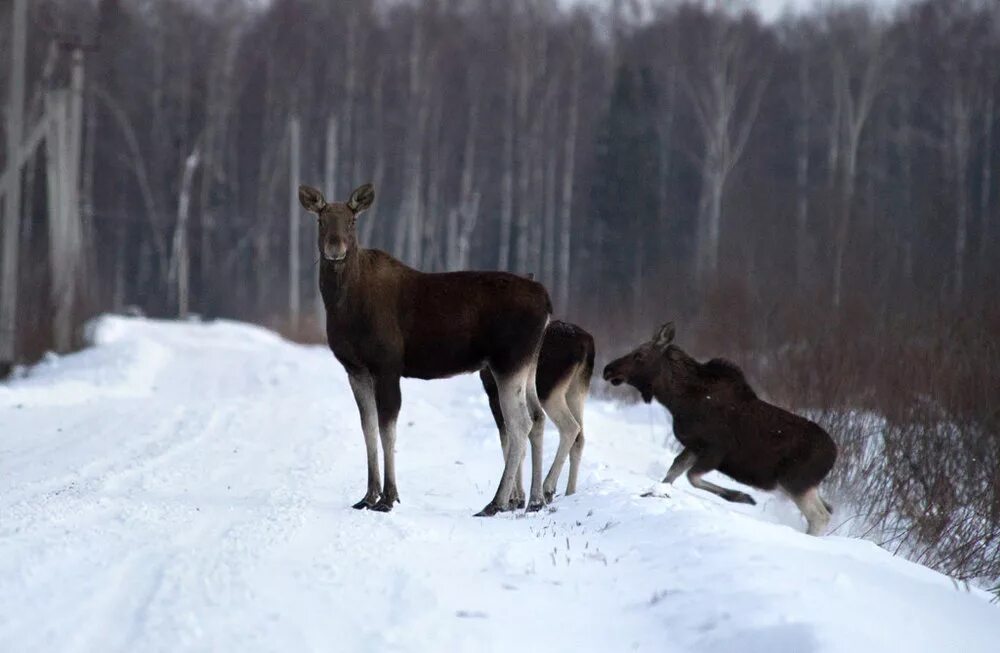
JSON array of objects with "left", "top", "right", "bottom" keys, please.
[
  {"left": 348, "top": 372, "right": 381, "bottom": 509},
  {"left": 372, "top": 372, "right": 402, "bottom": 512},
  {"left": 662, "top": 448, "right": 696, "bottom": 484}
]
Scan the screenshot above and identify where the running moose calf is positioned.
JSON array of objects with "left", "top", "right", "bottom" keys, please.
[
  {"left": 602, "top": 322, "right": 837, "bottom": 535},
  {"left": 299, "top": 183, "right": 551, "bottom": 516},
  {"left": 480, "top": 320, "right": 595, "bottom": 505}
]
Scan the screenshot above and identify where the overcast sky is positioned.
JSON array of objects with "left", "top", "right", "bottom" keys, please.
[{"left": 755, "top": 0, "right": 909, "bottom": 21}]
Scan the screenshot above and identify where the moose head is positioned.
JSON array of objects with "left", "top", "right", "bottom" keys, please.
[
  {"left": 602, "top": 322, "right": 697, "bottom": 402},
  {"left": 298, "top": 183, "right": 375, "bottom": 263}
]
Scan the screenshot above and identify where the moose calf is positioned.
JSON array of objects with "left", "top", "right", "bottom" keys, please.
[
  {"left": 602, "top": 322, "right": 837, "bottom": 535},
  {"left": 299, "top": 183, "right": 551, "bottom": 516},
  {"left": 480, "top": 320, "right": 595, "bottom": 506}
]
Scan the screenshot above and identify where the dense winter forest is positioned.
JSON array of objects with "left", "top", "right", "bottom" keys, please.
[{"left": 1, "top": 0, "right": 998, "bottom": 582}]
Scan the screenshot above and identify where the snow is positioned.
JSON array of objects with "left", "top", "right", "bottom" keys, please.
[{"left": 1, "top": 316, "right": 996, "bottom": 652}]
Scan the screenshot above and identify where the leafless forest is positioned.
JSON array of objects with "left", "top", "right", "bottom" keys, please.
[{"left": 1, "top": 0, "right": 998, "bottom": 583}]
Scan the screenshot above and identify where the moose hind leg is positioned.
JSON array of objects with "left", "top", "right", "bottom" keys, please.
[
  {"left": 476, "top": 366, "right": 531, "bottom": 517},
  {"left": 792, "top": 487, "right": 831, "bottom": 536},
  {"left": 371, "top": 373, "right": 402, "bottom": 512},
  {"left": 348, "top": 372, "right": 381, "bottom": 509},
  {"left": 541, "top": 387, "right": 581, "bottom": 503},
  {"left": 525, "top": 366, "right": 547, "bottom": 511},
  {"left": 565, "top": 372, "right": 589, "bottom": 496},
  {"left": 687, "top": 454, "right": 756, "bottom": 505}
]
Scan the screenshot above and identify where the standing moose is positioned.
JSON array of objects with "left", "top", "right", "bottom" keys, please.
[
  {"left": 602, "top": 322, "right": 838, "bottom": 535},
  {"left": 299, "top": 183, "right": 551, "bottom": 516}
]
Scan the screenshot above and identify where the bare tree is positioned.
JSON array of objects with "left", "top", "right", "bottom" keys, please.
[
  {"left": 556, "top": 43, "right": 581, "bottom": 313},
  {"left": 685, "top": 11, "right": 769, "bottom": 287},
  {"left": 169, "top": 147, "right": 200, "bottom": 318},
  {"left": 828, "top": 12, "right": 886, "bottom": 308}
]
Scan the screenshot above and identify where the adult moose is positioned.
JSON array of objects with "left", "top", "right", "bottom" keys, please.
[
  {"left": 480, "top": 319, "right": 595, "bottom": 504},
  {"left": 602, "top": 322, "right": 837, "bottom": 535},
  {"left": 298, "top": 183, "right": 551, "bottom": 516}
]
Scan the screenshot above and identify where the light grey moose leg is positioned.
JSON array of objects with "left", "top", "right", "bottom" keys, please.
[
  {"left": 564, "top": 373, "right": 589, "bottom": 496},
  {"left": 541, "top": 386, "right": 581, "bottom": 503},
  {"left": 476, "top": 366, "right": 532, "bottom": 516},
  {"left": 662, "top": 448, "right": 696, "bottom": 484},
  {"left": 372, "top": 373, "right": 402, "bottom": 512},
  {"left": 525, "top": 364, "right": 548, "bottom": 511},
  {"left": 499, "top": 427, "right": 526, "bottom": 510},
  {"left": 348, "top": 372, "right": 381, "bottom": 509},
  {"left": 791, "top": 487, "right": 832, "bottom": 536},
  {"left": 641, "top": 446, "right": 695, "bottom": 498}
]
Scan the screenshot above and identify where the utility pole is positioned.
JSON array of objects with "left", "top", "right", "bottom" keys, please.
[
  {"left": 46, "top": 49, "right": 85, "bottom": 351},
  {"left": 1, "top": 0, "right": 28, "bottom": 374},
  {"left": 288, "top": 115, "right": 301, "bottom": 330}
]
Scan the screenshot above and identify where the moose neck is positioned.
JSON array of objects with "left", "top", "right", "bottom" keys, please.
[
  {"left": 319, "top": 246, "right": 363, "bottom": 310},
  {"left": 650, "top": 363, "right": 687, "bottom": 415}
]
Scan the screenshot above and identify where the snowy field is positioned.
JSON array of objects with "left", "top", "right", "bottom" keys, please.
[{"left": 1, "top": 316, "right": 997, "bottom": 653}]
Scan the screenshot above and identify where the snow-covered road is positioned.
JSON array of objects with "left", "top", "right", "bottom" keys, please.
[{"left": 1, "top": 317, "right": 996, "bottom": 652}]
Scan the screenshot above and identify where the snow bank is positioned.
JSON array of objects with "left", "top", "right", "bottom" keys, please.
[{"left": 1, "top": 316, "right": 996, "bottom": 652}]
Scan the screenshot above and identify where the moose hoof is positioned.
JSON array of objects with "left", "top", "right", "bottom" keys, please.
[
  {"left": 543, "top": 490, "right": 555, "bottom": 504},
  {"left": 352, "top": 496, "right": 379, "bottom": 510},
  {"left": 503, "top": 498, "right": 524, "bottom": 512},
  {"left": 370, "top": 498, "right": 395, "bottom": 512},
  {"left": 475, "top": 503, "right": 502, "bottom": 517},
  {"left": 525, "top": 500, "right": 545, "bottom": 513},
  {"left": 723, "top": 490, "right": 756, "bottom": 505}
]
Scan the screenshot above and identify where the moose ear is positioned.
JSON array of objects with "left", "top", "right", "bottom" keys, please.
[
  {"left": 347, "top": 183, "right": 375, "bottom": 214},
  {"left": 653, "top": 322, "right": 676, "bottom": 349},
  {"left": 298, "top": 185, "right": 327, "bottom": 213}
]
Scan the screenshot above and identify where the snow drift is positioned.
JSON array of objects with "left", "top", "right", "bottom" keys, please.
[{"left": 0, "top": 316, "right": 996, "bottom": 652}]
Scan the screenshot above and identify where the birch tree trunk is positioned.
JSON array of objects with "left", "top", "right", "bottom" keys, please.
[
  {"left": 324, "top": 115, "right": 339, "bottom": 201},
  {"left": 497, "top": 14, "right": 517, "bottom": 271},
  {"left": 978, "top": 95, "right": 994, "bottom": 284},
  {"left": 394, "top": 20, "right": 426, "bottom": 266},
  {"left": 795, "top": 54, "right": 811, "bottom": 289},
  {"left": 514, "top": 29, "right": 534, "bottom": 274},
  {"left": 0, "top": 0, "right": 27, "bottom": 368},
  {"left": 448, "top": 95, "right": 479, "bottom": 270},
  {"left": 686, "top": 21, "right": 768, "bottom": 288},
  {"left": 947, "top": 91, "right": 972, "bottom": 302},
  {"left": 361, "top": 66, "right": 385, "bottom": 246},
  {"left": 288, "top": 116, "right": 302, "bottom": 327},
  {"left": 170, "top": 148, "right": 201, "bottom": 319},
  {"left": 831, "top": 41, "right": 883, "bottom": 308},
  {"left": 556, "top": 50, "right": 580, "bottom": 312},
  {"left": 897, "top": 92, "right": 915, "bottom": 286},
  {"left": 199, "top": 21, "right": 242, "bottom": 314}
]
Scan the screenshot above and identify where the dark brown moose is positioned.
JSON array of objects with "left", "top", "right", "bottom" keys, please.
[
  {"left": 480, "top": 320, "right": 595, "bottom": 505},
  {"left": 602, "top": 322, "right": 837, "bottom": 535},
  {"left": 299, "top": 183, "right": 551, "bottom": 516}
]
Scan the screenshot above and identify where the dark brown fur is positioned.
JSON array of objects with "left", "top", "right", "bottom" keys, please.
[
  {"left": 603, "top": 322, "right": 837, "bottom": 533},
  {"left": 300, "top": 183, "right": 551, "bottom": 515},
  {"left": 480, "top": 320, "right": 595, "bottom": 408}
]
